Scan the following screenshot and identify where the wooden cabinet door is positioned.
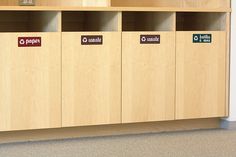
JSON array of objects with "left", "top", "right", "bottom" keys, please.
[
  {"left": 122, "top": 32, "right": 175, "bottom": 123},
  {"left": 62, "top": 32, "right": 121, "bottom": 127},
  {"left": 176, "top": 31, "right": 227, "bottom": 119},
  {"left": 0, "top": 33, "right": 61, "bottom": 131}
]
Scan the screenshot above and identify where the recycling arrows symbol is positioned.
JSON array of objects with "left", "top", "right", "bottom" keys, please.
[
  {"left": 141, "top": 36, "right": 147, "bottom": 42},
  {"left": 82, "top": 37, "right": 88, "bottom": 43}
]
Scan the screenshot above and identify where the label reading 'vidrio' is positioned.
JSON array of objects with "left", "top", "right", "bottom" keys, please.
[
  {"left": 140, "top": 35, "right": 160, "bottom": 44},
  {"left": 193, "top": 34, "right": 212, "bottom": 43},
  {"left": 81, "top": 35, "right": 103, "bottom": 45},
  {"left": 18, "top": 37, "right": 41, "bottom": 47},
  {"left": 19, "top": 0, "right": 35, "bottom": 6}
]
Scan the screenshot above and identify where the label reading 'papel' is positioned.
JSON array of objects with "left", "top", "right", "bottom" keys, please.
[{"left": 18, "top": 37, "right": 41, "bottom": 47}]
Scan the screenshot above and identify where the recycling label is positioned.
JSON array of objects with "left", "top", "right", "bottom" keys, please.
[
  {"left": 193, "top": 34, "right": 212, "bottom": 43},
  {"left": 140, "top": 35, "right": 160, "bottom": 44},
  {"left": 81, "top": 35, "right": 103, "bottom": 45},
  {"left": 18, "top": 37, "right": 41, "bottom": 47}
]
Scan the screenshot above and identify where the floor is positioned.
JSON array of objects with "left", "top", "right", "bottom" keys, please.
[{"left": 0, "top": 129, "right": 236, "bottom": 157}]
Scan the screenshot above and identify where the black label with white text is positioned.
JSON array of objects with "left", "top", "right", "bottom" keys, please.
[
  {"left": 140, "top": 35, "right": 160, "bottom": 44},
  {"left": 81, "top": 35, "right": 103, "bottom": 45}
]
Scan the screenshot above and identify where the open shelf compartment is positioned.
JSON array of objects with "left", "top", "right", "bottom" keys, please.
[
  {"left": 176, "top": 12, "right": 226, "bottom": 31},
  {"left": 0, "top": 11, "right": 60, "bottom": 32},
  {"left": 122, "top": 12, "right": 175, "bottom": 31},
  {"left": 62, "top": 11, "right": 120, "bottom": 32}
]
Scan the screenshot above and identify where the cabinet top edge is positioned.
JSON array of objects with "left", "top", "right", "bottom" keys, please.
[{"left": 0, "top": 6, "right": 231, "bottom": 12}]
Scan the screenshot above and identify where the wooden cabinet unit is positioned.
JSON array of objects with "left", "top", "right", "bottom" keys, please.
[
  {"left": 122, "top": 12, "right": 176, "bottom": 123},
  {"left": 0, "top": 11, "right": 61, "bottom": 132},
  {"left": 0, "top": 0, "right": 231, "bottom": 138},
  {"left": 0, "top": 34, "right": 61, "bottom": 132},
  {"left": 176, "top": 12, "right": 227, "bottom": 119},
  {"left": 176, "top": 31, "right": 226, "bottom": 119},
  {"left": 122, "top": 31, "right": 175, "bottom": 123},
  {"left": 62, "top": 32, "right": 121, "bottom": 127},
  {"left": 62, "top": 12, "right": 121, "bottom": 127}
]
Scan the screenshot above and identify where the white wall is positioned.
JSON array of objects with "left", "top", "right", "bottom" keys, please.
[{"left": 228, "top": 0, "right": 236, "bottom": 121}]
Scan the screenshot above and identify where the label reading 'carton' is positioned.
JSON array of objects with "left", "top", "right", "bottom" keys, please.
[
  {"left": 18, "top": 37, "right": 41, "bottom": 47},
  {"left": 140, "top": 35, "right": 160, "bottom": 44},
  {"left": 193, "top": 34, "right": 212, "bottom": 43},
  {"left": 81, "top": 35, "right": 103, "bottom": 45}
]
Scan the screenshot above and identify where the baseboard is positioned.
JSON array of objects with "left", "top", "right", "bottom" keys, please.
[
  {"left": 220, "top": 119, "right": 236, "bottom": 130},
  {"left": 0, "top": 118, "right": 221, "bottom": 144}
]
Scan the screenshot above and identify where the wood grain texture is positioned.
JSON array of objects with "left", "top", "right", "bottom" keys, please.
[
  {"left": 0, "top": 0, "right": 231, "bottom": 9},
  {"left": 0, "top": 33, "right": 61, "bottom": 132},
  {"left": 111, "top": 0, "right": 230, "bottom": 9},
  {"left": 176, "top": 31, "right": 227, "bottom": 119},
  {"left": 0, "top": 0, "right": 110, "bottom": 7},
  {"left": 122, "top": 32, "right": 175, "bottom": 123},
  {"left": 62, "top": 32, "right": 121, "bottom": 127},
  {"left": 0, "top": 6, "right": 231, "bottom": 12},
  {"left": 225, "top": 13, "right": 230, "bottom": 117}
]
